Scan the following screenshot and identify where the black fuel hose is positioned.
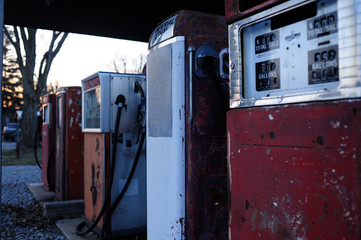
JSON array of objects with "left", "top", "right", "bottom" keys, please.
[
  {"left": 46, "top": 146, "right": 56, "bottom": 190},
  {"left": 100, "top": 130, "right": 146, "bottom": 239},
  {"left": 134, "top": 81, "right": 145, "bottom": 99},
  {"left": 34, "top": 122, "right": 42, "bottom": 169},
  {"left": 76, "top": 94, "right": 126, "bottom": 236}
]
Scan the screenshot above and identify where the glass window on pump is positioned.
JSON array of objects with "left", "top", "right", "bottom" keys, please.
[{"left": 84, "top": 87, "right": 101, "bottom": 129}]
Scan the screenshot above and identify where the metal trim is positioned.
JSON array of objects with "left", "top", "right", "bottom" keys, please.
[
  {"left": 149, "top": 36, "right": 186, "bottom": 50},
  {"left": 56, "top": 90, "right": 67, "bottom": 95},
  {"left": 188, "top": 45, "right": 195, "bottom": 124}
]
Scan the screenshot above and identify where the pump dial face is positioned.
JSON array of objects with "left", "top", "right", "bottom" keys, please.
[{"left": 242, "top": 0, "right": 338, "bottom": 99}]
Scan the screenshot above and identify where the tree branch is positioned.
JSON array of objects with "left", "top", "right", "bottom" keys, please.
[
  {"left": 4, "top": 26, "right": 24, "bottom": 71},
  {"left": 19, "top": 27, "right": 29, "bottom": 52},
  {"left": 51, "top": 32, "right": 68, "bottom": 57},
  {"left": 3, "top": 27, "right": 15, "bottom": 46},
  {"left": 36, "top": 31, "right": 68, "bottom": 95}
]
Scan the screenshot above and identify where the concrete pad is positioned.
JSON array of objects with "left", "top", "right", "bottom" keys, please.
[
  {"left": 56, "top": 218, "right": 99, "bottom": 240},
  {"left": 43, "top": 200, "right": 84, "bottom": 218},
  {"left": 28, "top": 182, "right": 84, "bottom": 218},
  {"left": 27, "top": 183, "right": 56, "bottom": 202}
]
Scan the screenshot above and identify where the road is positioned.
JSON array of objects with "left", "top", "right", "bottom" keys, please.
[{"left": 2, "top": 140, "right": 16, "bottom": 150}]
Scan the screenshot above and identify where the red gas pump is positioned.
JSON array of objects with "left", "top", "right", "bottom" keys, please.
[
  {"left": 55, "top": 86, "right": 84, "bottom": 201},
  {"left": 225, "top": 0, "right": 361, "bottom": 239},
  {"left": 41, "top": 93, "right": 56, "bottom": 191}
]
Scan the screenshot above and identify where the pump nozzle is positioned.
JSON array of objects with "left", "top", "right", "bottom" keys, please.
[
  {"left": 115, "top": 94, "right": 127, "bottom": 111},
  {"left": 115, "top": 94, "right": 126, "bottom": 107},
  {"left": 134, "top": 81, "right": 145, "bottom": 99}
]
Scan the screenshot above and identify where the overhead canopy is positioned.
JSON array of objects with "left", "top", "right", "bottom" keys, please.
[{"left": 4, "top": 0, "right": 225, "bottom": 42}]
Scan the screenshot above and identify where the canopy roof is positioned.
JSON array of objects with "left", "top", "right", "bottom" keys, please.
[{"left": 4, "top": 0, "right": 225, "bottom": 42}]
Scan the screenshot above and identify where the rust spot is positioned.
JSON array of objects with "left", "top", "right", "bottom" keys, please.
[
  {"left": 324, "top": 202, "right": 329, "bottom": 214},
  {"left": 245, "top": 200, "right": 250, "bottom": 210},
  {"left": 316, "top": 136, "right": 324, "bottom": 145},
  {"left": 91, "top": 163, "right": 97, "bottom": 206},
  {"left": 95, "top": 137, "right": 100, "bottom": 152},
  {"left": 278, "top": 229, "right": 292, "bottom": 239},
  {"left": 269, "top": 131, "right": 276, "bottom": 139}
]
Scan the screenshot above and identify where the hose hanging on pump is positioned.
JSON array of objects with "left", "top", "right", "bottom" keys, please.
[
  {"left": 99, "top": 81, "right": 146, "bottom": 239},
  {"left": 34, "top": 120, "right": 42, "bottom": 169},
  {"left": 100, "top": 130, "right": 146, "bottom": 239},
  {"left": 76, "top": 94, "right": 126, "bottom": 236},
  {"left": 134, "top": 81, "right": 146, "bottom": 143}
]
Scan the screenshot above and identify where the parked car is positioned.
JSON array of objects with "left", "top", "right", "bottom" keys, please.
[{"left": 3, "top": 122, "right": 21, "bottom": 142}]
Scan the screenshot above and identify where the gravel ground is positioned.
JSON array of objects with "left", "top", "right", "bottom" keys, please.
[{"left": 1, "top": 165, "right": 66, "bottom": 240}]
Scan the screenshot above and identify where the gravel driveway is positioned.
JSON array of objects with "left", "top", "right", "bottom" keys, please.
[{"left": 1, "top": 165, "right": 66, "bottom": 240}]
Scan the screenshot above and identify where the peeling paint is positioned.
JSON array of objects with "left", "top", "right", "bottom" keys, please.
[
  {"left": 228, "top": 100, "right": 361, "bottom": 239},
  {"left": 330, "top": 120, "right": 340, "bottom": 128},
  {"left": 70, "top": 117, "right": 73, "bottom": 127}
]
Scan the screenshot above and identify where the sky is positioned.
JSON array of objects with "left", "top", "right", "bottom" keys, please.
[{"left": 36, "top": 29, "right": 148, "bottom": 87}]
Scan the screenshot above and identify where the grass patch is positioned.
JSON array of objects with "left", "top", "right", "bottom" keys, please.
[{"left": 2, "top": 147, "right": 42, "bottom": 166}]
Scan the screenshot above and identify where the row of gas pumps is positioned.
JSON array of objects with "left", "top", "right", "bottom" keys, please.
[{"left": 39, "top": 0, "right": 361, "bottom": 239}]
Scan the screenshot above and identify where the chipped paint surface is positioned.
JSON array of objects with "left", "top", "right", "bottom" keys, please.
[
  {"left": 84, "top": 133, "right": 109, "bottom": 229},
  {"left": 227, "top": 99, "right": 361, "bottom": 239},
  {"left": 41, "top": 94, "right": 56, "bottom": 191},
  {"left": 55, "top": 87, "right": 84, "bottom": 201}
]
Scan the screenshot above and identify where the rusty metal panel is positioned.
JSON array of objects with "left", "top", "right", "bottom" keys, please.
[
  {"left": 55, "top": 87, "right": 84, "bottom": 201},
  {"left": 65, "top": 87, "right": 84, "bottom": 200},
  {"left": 182, "top": 11, "right": 229, "bottom": 240},
  {"left": 41, "top": 94, "right": 56, "bottom": 191},
  {"left": 84, "top": 133, "right": 110, "bottom": 231},
  {"left": 55, "top": 90, "right": 65, "bottom": 200},
  {"left": 227, "top": 99, "right": 361, "bottom": 239}
]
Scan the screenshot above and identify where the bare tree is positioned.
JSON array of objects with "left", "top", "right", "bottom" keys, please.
[
  {"left": 3, "top": 26, "right": 68, "bottom": 147},
  {"left": 47, "top": 80, "right": 59, "bottom": 94},
  {"left": 3, "top": 29, "right": 22, "bottom": 111},
  {"left": 112, "top": 53, "right": 146, "bottom": 74}
]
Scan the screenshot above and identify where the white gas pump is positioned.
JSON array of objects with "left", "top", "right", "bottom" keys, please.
[
  {"left": 147, "top": 11, "right": 229, "bottom": 240},
  {"left": 80, "top": 72, "right": 146, "bottom": 238}
]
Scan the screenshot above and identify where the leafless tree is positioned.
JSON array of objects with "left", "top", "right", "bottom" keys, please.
[
  {"left": 112, "top": 53, "right": 146, "bottom": 74},
  {"left": 3, "top": 26, "right": 68, "bottom": 147}
]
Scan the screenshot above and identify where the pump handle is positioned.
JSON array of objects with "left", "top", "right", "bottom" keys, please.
[
  {"left": 115, "top": 94, "right": 126, "bottom": 106},
  {"left": 219, "top": 48, "right": 229, "bottom": 79}
]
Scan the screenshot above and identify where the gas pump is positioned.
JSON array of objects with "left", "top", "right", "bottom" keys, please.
[
  {"left": 81, "top": 72, "right": 146, "bottom": 238},
  {"left": 41, "top": 93, "right": 56, "bottom": 191},
  {"left": 225, "top": 0, "right": 361, "bottom": 239},
  {"left": 147, "top": 11, "right": 229, "bottom": 240},
  {"left": 55, "top": 86, "right": 84, "bottom": 201}
]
